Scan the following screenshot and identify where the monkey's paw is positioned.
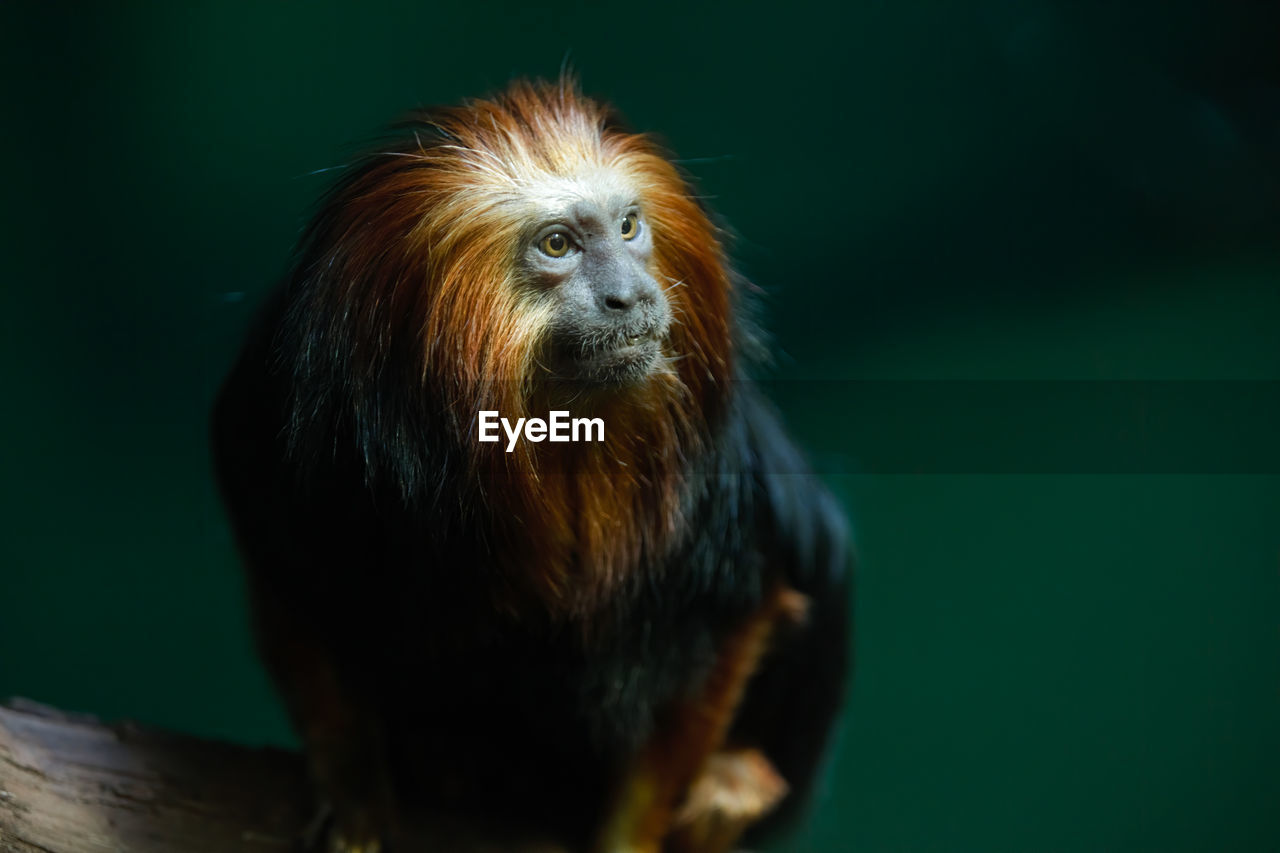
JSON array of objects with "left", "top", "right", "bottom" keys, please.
[
  {"left": 668, "top": 747, "right": 787, "bottom": 852},
  {"left": 676, "top": 747, "right": 787, "bottom": 826}
]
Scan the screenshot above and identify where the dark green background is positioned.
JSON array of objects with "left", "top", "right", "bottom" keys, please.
[{"left": 3, "top": 2, "right": 1278, "bottom": 851}]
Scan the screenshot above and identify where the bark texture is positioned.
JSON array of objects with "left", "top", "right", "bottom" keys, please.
[{"left": 0, "top": 699, "right": 309, "bottom": 853}]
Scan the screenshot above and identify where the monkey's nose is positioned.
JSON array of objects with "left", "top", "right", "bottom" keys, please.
[
  {"left": 600, "top": 275, "right": 659, "bottom": 314},
  {"left": 604, "top": 293, "right": 633, "bottom": 311}
]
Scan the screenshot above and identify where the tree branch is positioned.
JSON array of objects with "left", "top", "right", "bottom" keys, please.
[
  {"left": 0, "top": 700, "right": 580, "bottom": 853},
  {"left": 0, "top": 698, "right": 308, "bottom": 853}
]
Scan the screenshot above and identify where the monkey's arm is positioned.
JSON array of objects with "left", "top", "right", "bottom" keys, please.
[
  {"left": 605, "top": 392, "right": 852, "bottom": 853},
  {"left": 732, "top": 391, "right": 853, "bottom": 842}
]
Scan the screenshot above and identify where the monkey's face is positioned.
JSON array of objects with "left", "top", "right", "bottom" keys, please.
[{"left": 522, "top": 184, "right": 672, "bottom": 386}]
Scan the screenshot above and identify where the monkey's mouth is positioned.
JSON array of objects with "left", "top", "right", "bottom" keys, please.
[{"left": 559, "top": 326, "right": 668, "bottom": 384}]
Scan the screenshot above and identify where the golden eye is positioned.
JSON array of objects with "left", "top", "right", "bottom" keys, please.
[
  {"left": 620, "top": 213, "right": 639, "bottom": 240},
  {"left": 539, "top": 232, "right": 572, "bottom": 257}
]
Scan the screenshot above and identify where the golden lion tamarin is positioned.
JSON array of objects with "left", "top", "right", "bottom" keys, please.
[{"left": 213, "top": 78, "right": 849, "bottom": 853}]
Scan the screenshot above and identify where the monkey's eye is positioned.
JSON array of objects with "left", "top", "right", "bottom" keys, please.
[
  {"left": 620, "top": 213, "right": 640, "bottom": 241},
  {"left": 539, "top": 232, "right": 573, "bottom": 258}
]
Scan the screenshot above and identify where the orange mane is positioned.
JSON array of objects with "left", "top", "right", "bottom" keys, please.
[{"left": 285, "top": 79, "right": 736, "bottom": 616}]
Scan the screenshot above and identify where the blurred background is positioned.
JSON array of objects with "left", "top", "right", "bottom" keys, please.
[{"left": 2, "top": 1, "right": 1277, "bottom": 850}]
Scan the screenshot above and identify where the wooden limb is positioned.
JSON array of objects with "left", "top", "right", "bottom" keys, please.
[
  {"left": 0, "top": 698, "right": 310, "bottom": 853},
  {"left": 0, "top": 700, "right": 580, "bottom": 853}
]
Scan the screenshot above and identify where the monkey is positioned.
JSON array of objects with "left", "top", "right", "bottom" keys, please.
[{"left": 212, "top": 78, "right": 850, "bottom": 853}]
